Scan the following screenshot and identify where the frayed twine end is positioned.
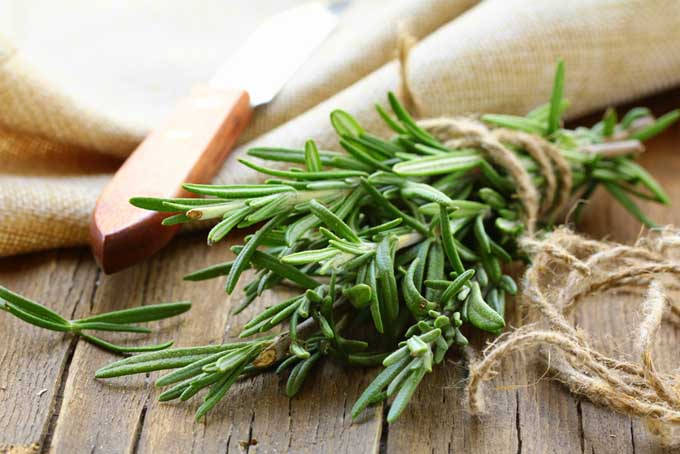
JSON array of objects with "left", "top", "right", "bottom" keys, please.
[{"left": 466, "top": 227, "right": 680, "bottom": 447}]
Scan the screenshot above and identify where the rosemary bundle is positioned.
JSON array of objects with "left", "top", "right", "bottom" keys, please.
[{"left": 5, "top": 62, "right": 677, "bottom": 424}]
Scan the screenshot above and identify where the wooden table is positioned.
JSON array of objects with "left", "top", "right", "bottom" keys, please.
[{"left": 2, "top": 90, "right": 680, "bottom": 454}]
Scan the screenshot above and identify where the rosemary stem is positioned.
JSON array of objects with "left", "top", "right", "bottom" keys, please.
[
  {"left": 253, "top": 300, "right": 352, "bottom": 368},
  {"left": 582, "top": 140, "right": 644, "bottom": 157}
]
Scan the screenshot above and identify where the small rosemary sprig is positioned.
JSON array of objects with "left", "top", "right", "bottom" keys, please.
[
  {"left": 99, "top": 62, "right": 679, "bottom": 423},
  {"left": 0, "top": 285, "right": 190, "bottom": 353}
]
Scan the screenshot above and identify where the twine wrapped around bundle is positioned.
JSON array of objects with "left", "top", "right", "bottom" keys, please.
[{"left": 412, "top": 114, "right": 680, "bottom": 445}]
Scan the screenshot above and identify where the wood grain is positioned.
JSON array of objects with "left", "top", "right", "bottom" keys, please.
[
  {"left": 0, "top": 249, "right": 97, "bottom": 450},
  {"left": 1, "top": 89, "right": 680, "bottom": 453}
]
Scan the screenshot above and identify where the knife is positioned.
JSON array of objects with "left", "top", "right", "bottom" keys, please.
[{"left": 90, "top": 1, "right": 344, "bottom": 274}]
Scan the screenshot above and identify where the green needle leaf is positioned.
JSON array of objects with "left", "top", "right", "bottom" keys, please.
[
  {"left": 0, "top": 286, "right": 69, "bottom": 324},
  {"left": 361, "top": 179, "right": 428, "bottom": 235},
  {"left": 2, "top": 302, "right": 72, "bottom": 332},
  {"left": 250, "top": 250, "right": 320, "bottom": 289},
  {"left": 130, "top": 197, "right": 223, "bottom": 212},
  {"left": 603, "top": 181, "right": 658, "bottom": 228},
  {"left": 440, "top": 269, "right": 475, "bottom": 304},
  {"left": 621, "top": 107, "right": 652, "bottom": 128},
  {"left": 481, "top": 114, "right": 547, "bottom": 135},
  {"left": 304, "top": 140, "right": 323, "bottom": 172},
  {"left": 375, "top": 237, "right": 399, "bottom": 321},
  {"left": 238, "top": 159, "right": 367, "bottom": 180},
  {"left": 467, "top": 282, "right": 505, "bottom": 333},
  {"left": 207, "top": 206, "right": 252, "bottom": 244},
  {"left": 182, "top": 184, "right": 295, "bottom": 199},
  {"left": 226, "top": 213, "right": 286, "bottom": 294},
  {"left": 339, "top": 138, "right": 392, "bottom": 172},
  {"left": 77, "top": 302, "right": 191, "bottom": 325},
  {"left": 602, "top": 107, "right": 617, "bottom": 137},
  {"left": 402, "top": 258, "right": 430, "bottom": 318},
  {"left": 439, "top": 205, "right": 465, "bottom": 275},
  {"left": 247, "top": 147, "right": 371, "bottom": 172},
  {"left": 631, "top": 109, "right": 680, "bottom": 142},
  {"left": 330, "top": 110, "right": 364, "bottom": 137},
  {"left": 281, "top": 248, "right": 340, "bottom": 265},
  {"left": 285, "top": 351, "right": 322, "bottom": 397},
  {"left": 548, "top": 59, "right": 566, "bottom": 134},
  {"left": 352, "top": 355, "right": 410, "bottom": 419},
  {"left": 194, "top": 355, "right": 253, "bottom": 420},
  {"left": 344, "top": 284, "right": 372, "bottom": 309},
  {"left": 401, "top": 181, "right": 454, "bottom": 205},
  {"left": 80, "top": 334, "right": 174, "bottom": 354},
  {"left": 376, "top": 103, "right": 407, "bottom": 134},
  {"left": 161, "top": 213, "right": 191, "bottom": 226},
  {"left": 309, "top": 200, "right": 361, "bottom": 243},
  {"left": 478, "top": 187, "right": 507, "bottom": 209},
  {"left": 72, "top": 322, "right": 151, "bottom": 333},
  {"left": 393, "top": 153, "right": 482, "bottom": 177},
  {"left": 473, "top": 214, "right": 491, "bottom": 255},
  {"left": 387, "top": 367, "right": 427, "bottom": 423},
  {"left": 183, "top": 261, "right": 233, "bottom": 281},
  {"left": 366, "top": 260, "right": 384, "bottom": 333},
  {"left": 387, "top": 92, "right": 445, "bottom": 150}
]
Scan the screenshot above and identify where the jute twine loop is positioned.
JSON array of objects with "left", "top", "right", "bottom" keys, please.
[
  {"left": 466, "top": 227, "right": 680, "bottom": 446},
  {"left": 418, "top": 117, "right": 544, "bottom": 234}
]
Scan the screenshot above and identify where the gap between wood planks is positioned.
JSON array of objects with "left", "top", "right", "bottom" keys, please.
[{"left": 39, "top": 250, "right": 91, "bottom": 454}]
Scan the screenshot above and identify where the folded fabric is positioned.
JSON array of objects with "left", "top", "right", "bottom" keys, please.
[{"left": 1, "top": 0, "right": 680, "bottom": 257}]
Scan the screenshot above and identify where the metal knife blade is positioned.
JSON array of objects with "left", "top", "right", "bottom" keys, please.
[{"left": 211, "top": 1, "right": 342, "bottom": 106}]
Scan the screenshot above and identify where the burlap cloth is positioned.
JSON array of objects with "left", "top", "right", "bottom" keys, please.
[{"left": 2, "top": 0, "right": 680, "bottom": 257}]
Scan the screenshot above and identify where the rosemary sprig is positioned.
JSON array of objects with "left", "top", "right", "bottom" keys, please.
[
  {"left": 0, "top": 285, "right": 190, "bottom": 353},
  {"left": 101, "top": 62, "right": 678, "bottom": 423}
]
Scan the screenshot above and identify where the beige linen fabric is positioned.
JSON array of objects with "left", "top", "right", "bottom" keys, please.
[
  {"left": 238, "top": 0, "right": 478, "bottom": 145},
  {"left": 2, "top": 0, "right": 680, "bottom": 257}
]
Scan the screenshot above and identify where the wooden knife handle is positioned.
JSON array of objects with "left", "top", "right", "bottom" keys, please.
[{"left": 90, "top": 86, "right": 252, "bottom": 273}]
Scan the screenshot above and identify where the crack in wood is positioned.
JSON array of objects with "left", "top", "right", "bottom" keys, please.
[
  {"left": 378, "top": 403, "right": 388, "bottom": 454},
  {"left": 39, "top": 337, "right": 77, "bottom": 454},
  {"left": 577, "top": 400, "right": 585, "bottom": 454},
  {"left": 629, "top": 420, "right": 636, "bottom": 454},
  {"left": 87, "top": 268, "right": 101, "bottom": 314},
  {"left": 244, "top": 411, "right": 256, "bottom": 454},
  {"left": 515, "top": 389, "right": 522, "bottom": 454},
  {"left": 139, "top": 262, "right": 154, "bottom": 312},
  {"left": 130, "top": 400, "right": 148, "bottom": 454},
  {"left": 64, "top": 252, "right": 85, "bottom": 319},
  {"left": 224, "top": 433, "right": 231, "bottom": 454},
  {"left": 39, "top": 254, "right": 90, "bottom": 453}
]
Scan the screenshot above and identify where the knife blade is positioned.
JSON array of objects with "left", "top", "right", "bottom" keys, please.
[{"left": 90, "top": 1, "right": 344, "bottom": 273}]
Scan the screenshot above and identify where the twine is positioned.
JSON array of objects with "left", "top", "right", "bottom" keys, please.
[
  {"left": 396, "top": 35, "right": 679, "bottom": 437},
  {"left": 466, "top": 227, "right": 680, "bottom": 446},
  {"left": 415, "top": 113, "right": 680, "bottom": 445}
]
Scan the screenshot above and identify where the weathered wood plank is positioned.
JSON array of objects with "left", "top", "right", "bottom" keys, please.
[
  {"left": 47, "top": 235, "right": 228, "bottom": 453},
  {"left": 0, "top": 248, "right": 97, "bottom": 451}
]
